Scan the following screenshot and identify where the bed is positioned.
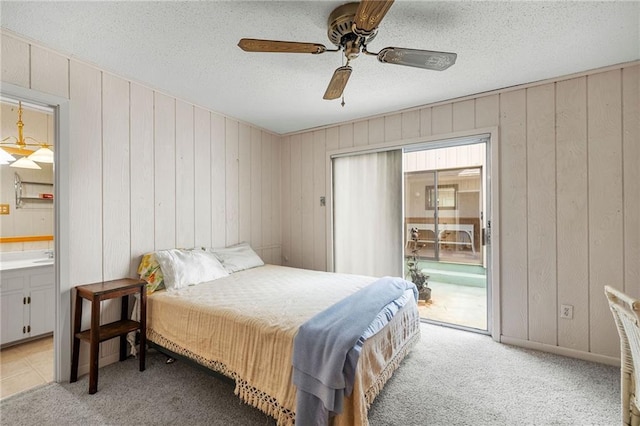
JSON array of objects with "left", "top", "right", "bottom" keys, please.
[{"left": 135, "top": 245, "right": 421, "bottom": 425}]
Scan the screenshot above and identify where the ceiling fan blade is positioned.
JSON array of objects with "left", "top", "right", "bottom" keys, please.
[
  {"left": 323, "top": 66, "right": 352, "bottom": 100},
  {"left": 238, "top": 38, "right": 327, "bottom": 54},
  {"left": 354, "top": 0, "right": 395, "bottom": 34},
  {"left": 377, "top": 47, "right": 457, "bottom": 71}
]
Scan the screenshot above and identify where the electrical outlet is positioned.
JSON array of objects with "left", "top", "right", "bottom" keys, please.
[
  {"left": 560, "top": 304, "right": 574, "bottom": 319},
  {"left": 320, "top": 196, "right": 326, "bottom": 207}
]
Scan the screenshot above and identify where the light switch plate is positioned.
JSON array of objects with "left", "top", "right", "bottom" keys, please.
[{"left": 0, "top": 204, "right": 9, "bottom": 215}]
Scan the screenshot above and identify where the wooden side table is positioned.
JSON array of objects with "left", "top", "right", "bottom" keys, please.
[{"left": 70, "top": 278, "right": 146, "bottom": 394}]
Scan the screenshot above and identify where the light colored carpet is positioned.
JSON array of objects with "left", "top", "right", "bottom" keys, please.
[{"left": 0, "top": 323, "right": 619, "bottom": 425}]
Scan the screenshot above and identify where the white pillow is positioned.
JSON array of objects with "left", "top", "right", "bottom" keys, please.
[
  {"left": 154, "top": 248, "right": 229, "bottom": 291},
  {"left": 210, "top": 242, "right": 264, "bottom": 273}
]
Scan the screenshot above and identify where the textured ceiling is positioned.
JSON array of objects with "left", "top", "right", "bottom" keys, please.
[{"left": 1, "top": 1, "right": 638, "bottom": 135}]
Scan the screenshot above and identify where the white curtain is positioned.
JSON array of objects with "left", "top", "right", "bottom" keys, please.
[{"left": 333, "top": 150, "right": 403, "bottom": 277}]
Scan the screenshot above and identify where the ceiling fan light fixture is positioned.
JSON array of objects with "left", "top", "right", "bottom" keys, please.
[
  {"left": 237, "top": 0, "right": 457, "bottom": 101},
  {"left": 327, "top": 2, "right": 361, "bottom": 46}
]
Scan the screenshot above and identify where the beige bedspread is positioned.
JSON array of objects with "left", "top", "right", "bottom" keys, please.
[{"left": 146, "top": 264, "right": 420, "bottom": 425}]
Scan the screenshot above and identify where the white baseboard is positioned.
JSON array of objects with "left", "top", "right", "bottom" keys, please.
[{"left": 500, "top": 335, "right": 620, "bottom": 367}]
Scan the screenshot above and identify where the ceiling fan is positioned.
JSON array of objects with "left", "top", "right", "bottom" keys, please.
[{"left": 238, "top": 0, "right": 457, "bottom": 101}]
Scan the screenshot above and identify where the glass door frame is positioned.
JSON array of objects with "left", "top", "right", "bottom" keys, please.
[{"left": 402, "top": 135, "right": 492, "bottom": 334}]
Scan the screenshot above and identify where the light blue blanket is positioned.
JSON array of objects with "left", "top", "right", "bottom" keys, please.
[{"left": 292, "top": 276, "right": 418, "bottom": 425}]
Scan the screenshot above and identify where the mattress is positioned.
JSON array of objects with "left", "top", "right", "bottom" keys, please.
[{"left": 145, "top": 264, "right": 421, "bottom": 425}]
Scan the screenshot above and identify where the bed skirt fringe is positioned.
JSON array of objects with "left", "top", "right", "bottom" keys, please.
[
  {"left": 148, "top": 329, "right": 296, "bottom": 425},
  {"left": 148, "top": 330, "right": 238, "bottom": 380},
  {"left": 148, "top": 324, "right": 419, "bottom": 426},
  {"left": 235, "top": 379, "right": 295, "bottom": 425},
  {"left": 363, "top": 330, "right": 421, "bottom": 407}
]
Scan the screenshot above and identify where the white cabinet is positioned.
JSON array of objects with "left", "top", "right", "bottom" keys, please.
[
  {"left": 1, "top": 284, "right": 26, "bottom": 344},
  {"left": 0, "top": 266, "right": 54, "bottom": 345}
]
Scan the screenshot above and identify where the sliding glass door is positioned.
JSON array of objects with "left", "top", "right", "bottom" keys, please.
[
  {"left": 331, "top": 135, "right": 491, "bottom": 333},
  {"left": 404, "top": 139, "right": 489, "bottom": 331}
]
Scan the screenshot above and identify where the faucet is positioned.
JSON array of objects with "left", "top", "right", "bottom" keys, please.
[{"left": 45, "top": 249, "right": 54, "bottom": 259}]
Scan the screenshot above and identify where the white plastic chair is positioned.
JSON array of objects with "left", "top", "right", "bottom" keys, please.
[{"left": 605, "top": 285, "right": 640, "bottom": 426}]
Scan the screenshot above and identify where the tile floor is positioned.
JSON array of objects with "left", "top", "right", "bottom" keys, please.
[
  {"left": 418, "top": 281, "right": 487, "bottom": 330},
  {"left": 0, "top": 336, "right": 53, "bottom": 399}
]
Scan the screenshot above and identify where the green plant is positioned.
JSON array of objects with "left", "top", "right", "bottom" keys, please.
[
  {"left": 406, "top": 227, "right": 430, "bottom": 300},
  {"left": 407, "top": 257, "right": 428, "bottom": 290}
]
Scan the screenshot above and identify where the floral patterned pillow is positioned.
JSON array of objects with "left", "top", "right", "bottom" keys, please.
[{"left": 138, "top": 252, "right": 165, "bottom": 294}]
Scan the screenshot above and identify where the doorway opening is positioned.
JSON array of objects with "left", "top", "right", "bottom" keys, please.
[
  {"left": 403, "top": 138, "right": 489, "bottom": 331},
  {"left": 0, "top": 97, "right": 56, "bottom": 398}
]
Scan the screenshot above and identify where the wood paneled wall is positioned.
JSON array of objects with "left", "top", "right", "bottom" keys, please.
[
  {"left": 1, "top": 32, "right": 281, "bottom": 370},
  {"left": 280, "top": 63, "right": 639, "bottom": 362}
]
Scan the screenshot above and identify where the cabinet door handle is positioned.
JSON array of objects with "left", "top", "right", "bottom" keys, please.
[
  {"left": 27, "top": 296, "right": 31, "bottom": 304},
  {"left": 27, "top": 325, "right": 31, "bottom": 333},
  {"left": 23, "top": 297, "right": 26, "bottom": 305},
  {"left": 23, "top": 326, "right": 26, "bottom": 334}
]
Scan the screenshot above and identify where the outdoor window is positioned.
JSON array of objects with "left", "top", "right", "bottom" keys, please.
[{"left": 425, "top": 184, "right": 457, "bottom": 210}]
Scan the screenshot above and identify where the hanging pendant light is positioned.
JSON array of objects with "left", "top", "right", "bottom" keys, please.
[
  {"left": 1, "top": 101, "right": 54, "bottom": 168},
  {"left": 0, "top": 148, "right": 16, "bottom": 163},
  {"left": 10, "top": 156, "right": 41, "bottom": 169},
  {"left": 28, "top": 146, "right": 54, "bottom": 163}
]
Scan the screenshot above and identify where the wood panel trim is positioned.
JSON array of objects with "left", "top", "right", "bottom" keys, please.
[{"left": 0, "top": 235, "right": 54, "bottom": 243}]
